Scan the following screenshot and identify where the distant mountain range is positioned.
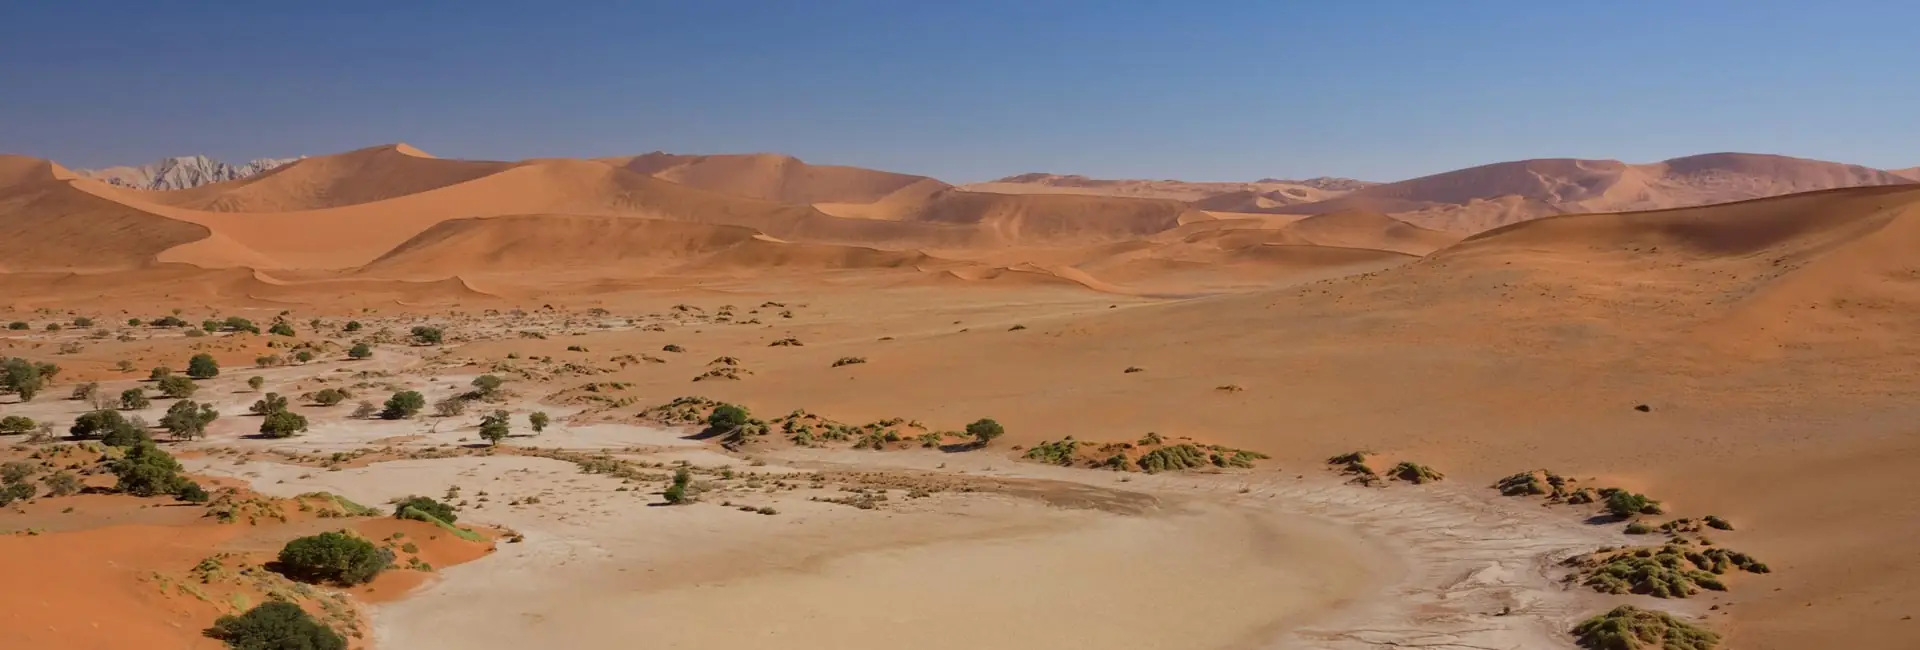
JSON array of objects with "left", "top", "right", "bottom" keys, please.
[{"left": 76, "top": 155, "right": 300, "bottom": 190}]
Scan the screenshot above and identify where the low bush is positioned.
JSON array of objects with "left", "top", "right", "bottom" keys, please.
[
  {"left": 258, "top": 411, "right": 309, "bottom": 438},
  {"left": 1604, "top": 490, "right": 1665, "bottom": 518},
  {"left": 1138, "top": 444, "right": 1210, "bottom": 473},
  {"left": 394, "top": 495, "right": 458, "bottom": 524},
  {"left": 1571, "top": 605, "right": 1718, "bottom": 650},
  {"left": 382, "top": 391, "right": 426, "bottom": 419},
  {"left": 832, "top": 356, "right": 867, "bottom": 367},
  {"left": 208, "top": 601, "right": 347, "bottom": 650},
  {"left": 276, "top": 531, "right": 391, "bottom": 586}
]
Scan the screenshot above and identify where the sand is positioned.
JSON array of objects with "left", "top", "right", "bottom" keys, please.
[{"left": 9, "top": 142, "right": 1920, "bottom": 649}]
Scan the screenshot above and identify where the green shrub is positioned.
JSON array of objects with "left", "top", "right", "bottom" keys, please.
[
  {"left": 160, "top": 400, "right": 219, "bottom": 440},
  {"left": 965, "top": 418, "right": 1004, "bottom": 446},
  {"left": 209, "top": 601, "right": 346, "bottom": 650},
  {"left": 247, "top": 376, "right": 265, "bottom": 391},
  {"left": 1023, "top": 438, "right": 1082, "bottom": 466},
  {"left": 470, "top": 374, "right": 504, "bottom": 397},
  {"left": 1, "top": 357, "right": 45, "bottom": 401},
  {"left": 186, "top": 353, "right": 220, "bottom": 379},
  {"left": 311, "top": 388, "right": 349, "bottom": 406},
  {"left": 1137, "top": 444, "right": 1209, "bottom": 473},
  {"left": 347, "top": 343, "right": 373, "bottom": 360},
  {"left": 663, "top": 467, "right": 693, "bottom": 504},
  {"left": 394, "top": 495, "right": 458, "bottom": 524},
  {"left": 1605, "top": 491, "right": 1664, "bottom": 518},
  {"left": 176, "top": 481, "right": 210, "bottom": 503},
  {"left": 71, "top": 409, "right": 138, "bottom": 442},
  {"left": 268, "top": 322, "right": 296, "bottom": 337},
  {"left": 1703, "top": 515, "right": 1734, "bottom": 531},
  {"left": 258, "top": 411, "right": 309, "bottom": 438},
  {"left": 293, "top": 350, "right": 314, "bottom": 364},
  {"left": 119, "top": 388, "right": 151, "bottom": 410},
  {"left": 382, "top": 391, "right": 426, "bottom": 419},
  {"left": 111, "top": 442, "right": 188, "bottom": 497},
  {"left": 662, "top": 344, "right": 684, "bottom": 353},
  {"left": 0, "top": 415, "right": 34, "bottom": 435},
  {"left": 832, "top": 356, "right": 867, "bottom": 367},
  {"left": 529, "top": 411, "right": 550, "bottom": 433},
  {"left": 250, "top": 392, "right": 289, "bottom": 415},
  {"left": 72, "top": 317, "right": 93, "bottom": 327},
  {"left": 479, "top": 410, "right": 511, "bottom": 445},
  {"left": 276, "top": 531, "right": 391, "bottom": 586},
  {"left": 157, "top": 375, "right": 198, "bottom": 399},
  {"left": 410, "top": 326, "right": 444, "bottom": 345},
  {"left": 6, "top": 321, "right": 26, "bottom": 330},
  {"left": 1572, "top": 605, "right": 1718, "bottom": 650},
  {"left": 344, "top": 320, "right": 363, "bottom": 332}
]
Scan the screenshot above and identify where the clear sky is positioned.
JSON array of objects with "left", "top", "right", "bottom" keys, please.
[{"left": 2, "top": 1, "right": 1914, "bottom": 182}]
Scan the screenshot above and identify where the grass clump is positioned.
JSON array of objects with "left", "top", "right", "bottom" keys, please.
[
  {"left": 1137, "top": 444, "right": 1209, "bottom": 473},
  {"left": 1567, "top": 545, "right": 1770, "bottom": 598},
  {"left": 1603, "top": 489, "right": 1665, "bottom": 517},
  {"left": 1571, "top": 605, "right": 1718, "bottom": 650},
  {"left": 832, "top": 356, "right": 867, "bottom": 367},
  {"left": 1022, "top": 438, "right": 1082, "bottom": 466},
  {"left": 394, "top": 495, "right": 458, "bottom": 523}
]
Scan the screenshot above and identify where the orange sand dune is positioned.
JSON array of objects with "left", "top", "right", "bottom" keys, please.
[
  {"left": 358, "top": 214, "right": 943, "bottom": 280},
  {"left": 820, "top": 187, "right": 1203, "bottom": 244},
  {"left": 599, "top": 151, "right": 948, "bottom": 205},
  {"left": 1272, "top": 152, "right": 1914, "bottom": 232},
  {"left": 113, "top": 143, "right": 513, "bottom": 213},
  {"left": 0, "top": 171, "right": 211, "bottom": 272},
  {"left": 961, "top": 173, "right": 1348, "bottom": 205}
]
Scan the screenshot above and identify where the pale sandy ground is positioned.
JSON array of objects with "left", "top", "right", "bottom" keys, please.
[{"left": 169, "top": 397, "right": 1622, "bottom": 650}]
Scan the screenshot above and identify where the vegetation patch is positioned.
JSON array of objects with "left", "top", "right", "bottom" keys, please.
[
  {"left": 1572, "top": 605, "right": 1719, "bottom": 650},
  {"left": 1565, "top": 544, "right": 1770, "bottom": 598}
]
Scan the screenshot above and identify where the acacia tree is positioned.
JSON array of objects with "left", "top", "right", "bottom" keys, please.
[
  {"left": 161, "top": 400, "right": 219, "bottom": 440},
  {"left": 1, "top": 358, "right": 43, "bottom": 401},
  {"left": 157, "top": 375, "right": 198, "bottom": 399},
  {"left": 186, "top": 353, "right": 220, "bottom": 379},
  {"left": 528, "top": 411, "right": 551, "bottom": 434},
  {"left": 966, "top": 418, "right": 1005, "bottom": 447},
  {"left": 479, "top": 410, "right": 511, "bottom": 446}
]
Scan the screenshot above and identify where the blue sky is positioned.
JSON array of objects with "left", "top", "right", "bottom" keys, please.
[{"left": 2, "top": 1, "right": 1914, "bottom": 182}]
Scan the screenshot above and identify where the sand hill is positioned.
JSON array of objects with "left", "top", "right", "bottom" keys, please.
[
  {"left": 1894, "top": 166, "right": 1920, "bottom": 181},
  {"left": 964, "top": 173, "right": 1352, "bottom": 205},
  {"left": 1269, "top": 152, "right": 1914, "bottom": 232},
  {"left": 599, "top": 152, "right": 949, "bottom": 205}
]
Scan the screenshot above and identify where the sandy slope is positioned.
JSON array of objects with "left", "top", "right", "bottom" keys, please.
[
  {"left": 962, "top": 173, "right": 1350, "bottom": 205},
  {"left": 1271, "top": 152, "right": 1915, "bottom": 232},
  {"left": 600, "top": 151, "right": 949, "bottom": 205}
]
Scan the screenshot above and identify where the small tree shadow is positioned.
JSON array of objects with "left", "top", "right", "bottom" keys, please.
[{"left": 938, "top": 442, "right": 983, "bottom": 454}]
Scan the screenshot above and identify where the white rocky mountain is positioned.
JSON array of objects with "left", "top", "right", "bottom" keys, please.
[{"left": 77, "top": 154, "right": 300, "bottom": 190}]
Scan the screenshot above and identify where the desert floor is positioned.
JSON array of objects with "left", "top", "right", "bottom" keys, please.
[{"left": 9, "top": 269, "right": 1905, "bottom": 649}]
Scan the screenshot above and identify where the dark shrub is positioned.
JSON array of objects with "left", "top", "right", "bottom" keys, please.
[
  {"left": 209, "top": 601, "right": 346, "bottom": 650},
  {"left": 394, "top": 495, "right": 458, "bottom": 523},
  {"left": 258, "top": 411, "right": 309, "bottom": 438},
  {"left": 410, "top": 326, "right": 444, "bottom": 345},
  {"left": 276, "top": 531, "right": 392, "bottom": 586},
  {"left": 382, "top": 391, "right": 426, "bottom": 419},
  {"left": 965, "top": 418, "right": 1004, "bottom": 446},
  {"left": 111, "top": 442, "right": 187, "bottom": 496},
  {"left": 186, "top": 353, "right": 220, "bottom": 379}
]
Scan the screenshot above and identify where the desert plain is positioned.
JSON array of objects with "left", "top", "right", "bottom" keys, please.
[{"left": 3, "top": 145, "right": 1919, "bottom": 650}]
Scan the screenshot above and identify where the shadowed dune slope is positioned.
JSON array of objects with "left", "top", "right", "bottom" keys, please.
[
  {"left": 0, "top": 154, "right": 77, "bottom": 186},
  {"left": 357, "top": 214, "right": 941, "bottom": 280},
  {"left": 0, "top": 174, "right": 210, "bottom": 272},
  {"left": 1275, "top": 153, "right": 1914, "bottom": 232},
  {"left": 820, "top": 188, "right": 1203, "bottom": 244},
  {"left": 599, "top": 152, "right": 948, "bottom": 204}
]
